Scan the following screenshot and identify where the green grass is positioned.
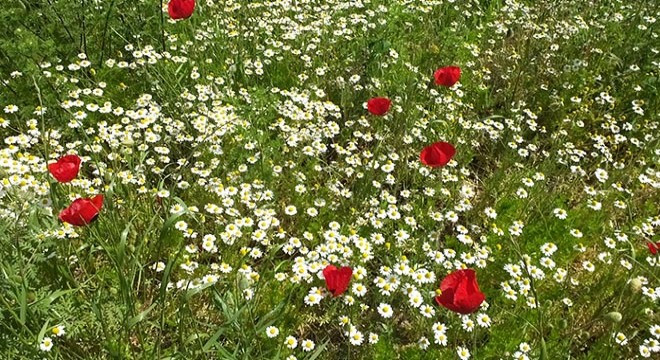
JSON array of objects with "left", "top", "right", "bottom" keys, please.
[{"left": 1, "top": 0, "right": 659, "bottom": 359}]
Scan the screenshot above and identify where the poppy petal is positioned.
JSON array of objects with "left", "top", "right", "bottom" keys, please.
[
  {"left": 168, "top": 0, "right": 196, "bottom": 20},
  {"left": 453, "top": 270, "right": 485, "bottom": 313},
  {"left": 434, "top": 66, "right": 461, "bottom": 87},
  {"left": 435, "top": 288, "right": 461, "bottom": 312},
  {"left": 367, "top": 97, "right": 392, "bottom": 116},
  {"left": 436, "top": 269, "right": 485, "bottom": 314},
  {"left": 323, "top": 265, "right": 352, "bottom": 297},
  {"left": 58, "top": 195, "right": 104, "bottom": 226},
  {"left": 323, "top": 265, "right": 339, "bottom": 294},
  {"left": 48, "top": 154, "right": 81, "bottom": 183},
  {"left": 334, "top": 266, "right": 353, "bottom": 296},
  {"left": 420, "top": 142, "right": 456, "bottom": 167}
]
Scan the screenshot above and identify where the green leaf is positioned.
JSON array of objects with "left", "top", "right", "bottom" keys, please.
[
  {"left": 202, "top": 326, "right": 227, "bottom": 352},
  {"left": 18, "top": 285, "right": 26, "bottom": 325},
  {"left": 127, "top": 302, "right": 157, "bottom": 328},
  {"left": 183, "top": 281, "right": 215, "bottom": 301},
  {"left": 39, "top": 288, "right": 76, "bottom": 307},
  {"left": 37, "top": 319, "right": 50, "bottom": 342},
  {"left": 305, "top": 340, "right": 329, "bottom": 360},
  {"left": 255, "top": 300, "right": 286, "bottom": 330}
]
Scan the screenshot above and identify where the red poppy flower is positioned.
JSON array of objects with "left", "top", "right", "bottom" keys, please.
[
  {"left": 168, "top": 0, "right": 196, "bottom": 20},
  {"left": 48, "top": 154, "right": 81, "bottom": 183},
  {"left": 367, "top": 97, "right": 392, "bottom": 116},
  {"left": 435, "top": 269, "right": 485, "bottom": 314},
  {"left": 323, "top": 265, "right": 352, "bottom": 297},
  {"left": 433, "top": 66, "right": 461, "bottom": 87},
  {"left": 59, "top": 195, "right": 104, "bottom": 226},
  {"left": 420, "top": 141, "right": 456, "bottom": 167},
  {"left": 648, "top": 242, "right": 660, "bottom": 255}
]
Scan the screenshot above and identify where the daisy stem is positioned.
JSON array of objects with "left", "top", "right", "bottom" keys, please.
[
  {"left": 489, "top": 303, "right": 539, "bottom": 333},
  {"left": 98, "top": 0, "right": 116, "bottom": 65},
  {"left": 508, "top": 235, "right": 548, "bottom": 359},
  {"left": 31, "top": 75, "right": 50, "bottom": 165}
]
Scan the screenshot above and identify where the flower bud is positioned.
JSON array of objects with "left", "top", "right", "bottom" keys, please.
[
  {"left": 643, "top": 308, "right": 655, "bottom": 317},
  {"left": 630, "top": 277, "right": 643, "bottom": 293},
  {"left": 604, "top": 311, "right": 622, "bottom": 323},
  {"left": 238, "top": 274, "right": 250, "bottom": 291}
]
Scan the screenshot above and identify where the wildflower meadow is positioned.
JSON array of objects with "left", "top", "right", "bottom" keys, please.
[{"left": 1, "top": 0, "right": 659, "bottom": 359}]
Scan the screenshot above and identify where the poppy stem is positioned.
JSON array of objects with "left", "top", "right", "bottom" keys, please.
[
  {"left": 80, "top": 0, "right": 88, "bottom": 56},
  {"left": 159, "top": 0, "right": 166, "bottom": 52}
]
